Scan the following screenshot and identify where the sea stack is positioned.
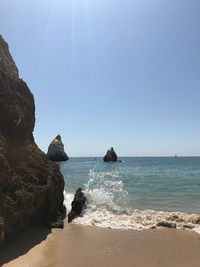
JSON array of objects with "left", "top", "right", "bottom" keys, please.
[
  {"left": 0, "top": 35, "right": 65, "bottom": 243},
  {"left": 103, "top": 147, "right": 118, "bottom": 162},
  {"left": 47, "top": 135, "right": 69, "bottom": 162}
]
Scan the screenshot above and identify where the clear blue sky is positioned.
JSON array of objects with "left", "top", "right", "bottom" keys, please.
[{"left": 1, "top": 0, "right": 200, "bottom": 156}]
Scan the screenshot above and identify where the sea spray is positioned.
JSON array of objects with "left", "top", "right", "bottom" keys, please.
[
  {"left": 64, "top": 191, "right": 74, "bottom": 214},
  {"left": 61, "top": 157, "right": 200, "bottom": 234},
  {"left": 64, "top": 188, "right": 200, "bottom": 234},
  {"left": 64, "top": 169, "right": 129, "bottom": 214},
  {"left": 83, "top": 170, "right": 129, "bottom": 213}
]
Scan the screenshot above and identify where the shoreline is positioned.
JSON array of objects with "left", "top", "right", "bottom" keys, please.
[
  {"left": 1, "top": 222, "right": 200, "bottom": 267},
  {"left": 64, "top": 191, "right": 200, "bottom": 233}
]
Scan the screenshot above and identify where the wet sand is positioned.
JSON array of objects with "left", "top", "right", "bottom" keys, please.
[{"left": 1, "top": 222, "right": 200, "bottom": 267}]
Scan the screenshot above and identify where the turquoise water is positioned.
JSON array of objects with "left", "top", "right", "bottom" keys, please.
[{"left": 60, "top": 157, "right": 200, "bottom": 214}]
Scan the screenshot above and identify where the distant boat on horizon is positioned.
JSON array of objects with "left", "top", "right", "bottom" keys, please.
[{"left": 175, "top": 154, "right": 178, "bottom": 158}]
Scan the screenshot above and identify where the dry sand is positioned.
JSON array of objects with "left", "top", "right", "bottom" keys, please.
[{"left": 1, "top": 222, "right": 200, "bottom": 267}]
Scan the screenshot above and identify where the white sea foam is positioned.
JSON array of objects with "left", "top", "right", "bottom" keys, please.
[
  {"left": 84, "top": 170, "right": 128, "bottom": 212},
  {"left": 64, "top": 190, "right": 74, "bottom": 214},
  {"left": 63, "top": 169, "right": 200, "bottom": 234},
  {"left": 74, "top": 208, "right": 200, "bottom": 233}
]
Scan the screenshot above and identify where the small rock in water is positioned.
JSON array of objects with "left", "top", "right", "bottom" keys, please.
[
  {"left": 157, "top": 221, "right": 177, "bottom": 228},
  {"left": 103, "top": 147, "right": 118, "bottom": 162},
  {"left": 68, "top": 188, "right": 86, "bottom": 223}
]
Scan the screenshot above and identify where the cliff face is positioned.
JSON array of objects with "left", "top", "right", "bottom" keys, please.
[
  {"left": 0, "top": 35, "right": 65, "bottom": 243},
  {"left": 0, "top": 35, "right": 19, "bottom": 80}
]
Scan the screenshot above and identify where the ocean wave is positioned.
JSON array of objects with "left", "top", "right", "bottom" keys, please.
[
  {"left": 84, "top": 169, "right": 128, "bottom": 212},
  {"left": 74, "top": 207, "right": 200, "bottom": 233},
  {"left": 64, "top": 192, "right": 200, "bottom": 235},
  {"left": 63, "top": 169, "right": 200, "bottom": 234}
]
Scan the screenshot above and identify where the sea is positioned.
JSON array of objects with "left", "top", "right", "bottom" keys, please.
[{"left": 60, "top": 157, "right": 200, "bottom": 231}]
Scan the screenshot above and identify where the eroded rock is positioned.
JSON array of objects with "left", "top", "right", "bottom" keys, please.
[
  {"left": 68, "top": 188, "right": 86, "bottom": 223},
  {"left": 47, "top": 135, "right": 69, "bottom": 162},
  {"left": 103, "top": 147, "right": 118, "bottom": 162},
  {"left": 0, "top": 35, "right": 19, "bottom": 80},
  {"left": 0, "top": 35, "right": 65, "bottom": 242}
]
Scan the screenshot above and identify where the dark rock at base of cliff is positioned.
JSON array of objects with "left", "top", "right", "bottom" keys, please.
[
  {"left": 103, "top": 147, "right": 118, "bottom": 162},
  {"left": 68, "top": 188, "right": 86, "bottom": 223},
  {"left": 47, "top": 135, "right": 69, "bottom": 162},
  {"left": 0, "top": 35, "right": 65, "bottom": 243},
  {"left": 49, "top": 205, "right": 66, "bottom": 229}
]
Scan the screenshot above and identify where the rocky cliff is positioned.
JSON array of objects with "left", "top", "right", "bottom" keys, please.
[
  {"left": 0, "top": 35, "right": 65, "bottom": 243},
  {"left": 0, "top": 35, "right": 19, "bottom": 80}
]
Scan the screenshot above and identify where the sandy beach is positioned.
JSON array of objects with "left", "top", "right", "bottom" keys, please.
[{"left": 1, "top": 221, "right": 200, "bottom": 267}]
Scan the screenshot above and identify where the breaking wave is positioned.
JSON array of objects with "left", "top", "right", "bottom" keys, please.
[{"left": 64, "top": 169, "right": 200, "bottom": 234}]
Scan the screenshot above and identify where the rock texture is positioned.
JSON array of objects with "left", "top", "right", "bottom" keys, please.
[
  {"left": 0, "top": 35, "right": 19, "bottom": 80},
  {"left": 68, "top": 188, "right": 86, "bottom": 223},
  {"left": 0, "top": 35, "right": 65, "bottom": 243},
  {"left": 47, "top": 135, "right": 69, "bottom": 162},
  {"left": 103, "top": 147, "right": 118, "bottom": 162}
]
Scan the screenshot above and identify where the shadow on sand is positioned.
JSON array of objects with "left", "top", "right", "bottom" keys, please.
[{"left": 0, "top": 226, "right": 51, "bottom": 266}]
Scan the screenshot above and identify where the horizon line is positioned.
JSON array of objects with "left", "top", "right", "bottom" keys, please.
[{"left": 65, "top": 155, "right": 200, "bottom": 158}]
